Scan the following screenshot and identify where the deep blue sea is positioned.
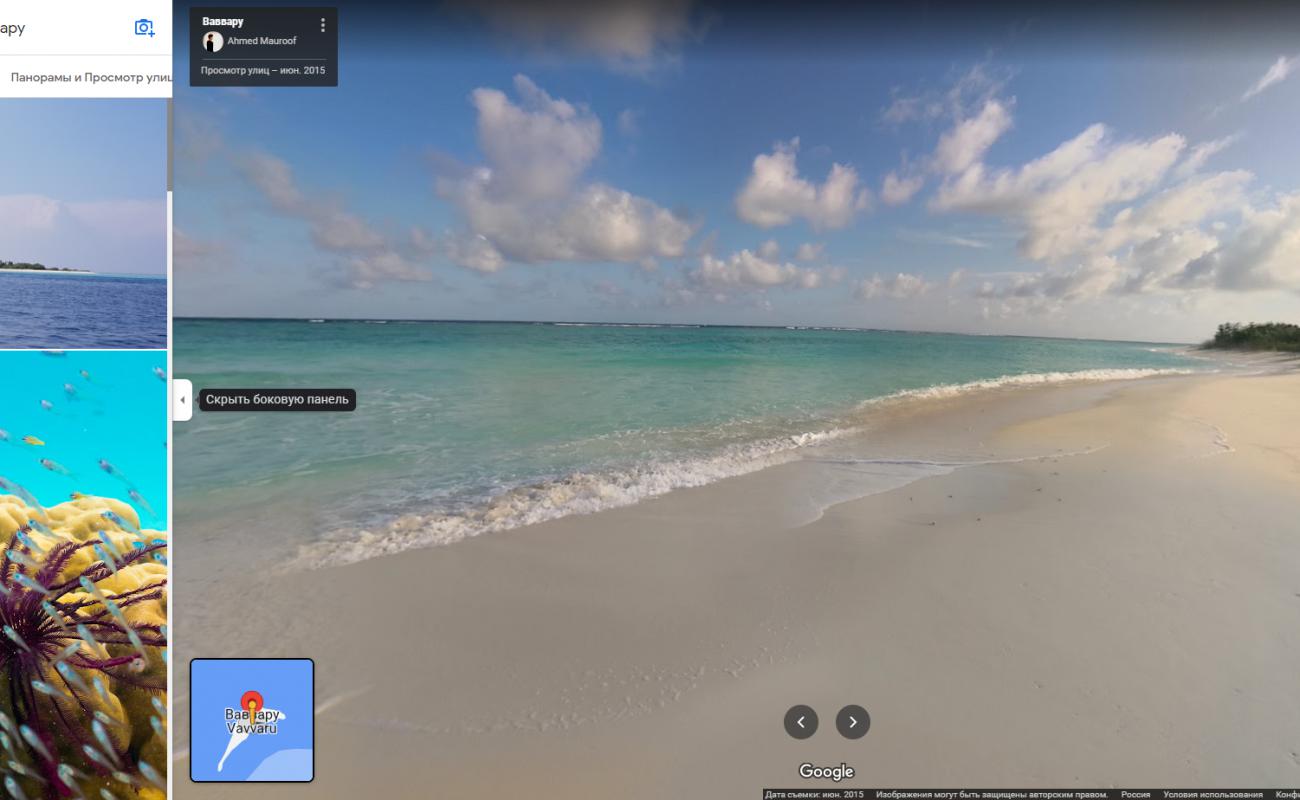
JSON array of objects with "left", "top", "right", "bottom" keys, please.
[
  {"left": 175, "top": 319, "right": 1204, "bottom": 568},
  {"left": 0, "top": 271, "right": 167, "bottom": 349}
]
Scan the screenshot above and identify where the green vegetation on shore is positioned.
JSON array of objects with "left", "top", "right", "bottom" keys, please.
[
  {"left": 1205, "top": 322, "right": 1300, "bottom": 352},
  {"left": 0, "top": 259, "right": 84, "bottom": 272}
]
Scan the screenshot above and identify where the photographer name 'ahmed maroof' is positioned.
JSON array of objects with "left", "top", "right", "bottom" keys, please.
[{"left": 227, "top": 36, "right": 299, "bottom": 46}]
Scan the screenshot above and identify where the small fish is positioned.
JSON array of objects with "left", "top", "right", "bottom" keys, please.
[
  {"left": 5, "top": 775, "right": 30, "bottom": 800},
  {"left": 0, "top": 477, "right": 47, "bottom": 518},
  {"left": 152, "top": 366, "right": 166, "bottom": 381},
  {"left": 92, "top": 711, "right": 117, "bottom": 728},
  {"left": 14, "top": 528, "right": 43, "bottom": 554},
  {"left": 56, "top": 662, "right": 91, "bottom": 694},
  {"left": 138, "top": 760, "right": 165, "bottom": 789},
  {"left": 81, "top": 744, "right": 115, "bottom": 772},
  {"left": 57, "top": 763, "right": 87, "bottom": 795},
  {"left": 70, "top": 491, "right": 88, "bottom": 500},
  {"left": 0, "top": 732, "right": 11, "bottom": 758},
  {"left": 27, "top": 519, "right": 54, "bottom": 537},
  {"left": 76, "top": 624, "right": 105, "bottom": 658},
  {"left": 63, "top": 382, "right": 78, "bottom": 398},
  {"left": 52, "top": 642, "right": 81, "bottom": 662},
  {"left": 80, "top": 369, "right": 91, "bottom": 381},
  {"left": 150, "top": 697, "right": 166, "bottom": 718},
  {"left": 127, "top": 489, "right": 157, "bottom": 520},
  {"left": 40, "top": 399, "right": 53, "bottom": 411},
  {"left": 21, "top": 435, "right": 43, "bottom": 446},
  {"left": 39, "top": 458, "right": 72, "bottom": 477},
  {"left": 100, "top": 512, "right": 138, "bottom": 535},
  {"left": 30, "top": 680, "right": 61, "bottom": 697},
  {"left": 91, "top": 720, "right": 119, "bottom": 767},
  {"left": 149, "top": 716, "right": 164, "bottom": 740},
  {"left": 7, "top": 549, "right": 39, "bottom": 569},
  {"left": 20, "top": 724, "right": 55, "bottom": 763},
  {"left": 92, "top": 543, "right": 119, "bottom": 576},
  {"left": 97, "top": 459, "right": 134, "bottom": 486},
  {"left": 0, "top": 429, "right": 9, "bottom": 443},
  {"left": 41, "top": 601, "right": 70, "bottom": 631},
  {"left": 12, "top": 574, "right": 48, "bottom": 596},
  {"left": 92, "top": 676, "right": 111, "bottom": 705},
  {"left": 4, "top": 626, "right": 30, "bottom": 651}
]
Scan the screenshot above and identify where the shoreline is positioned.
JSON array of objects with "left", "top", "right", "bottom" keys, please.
[
  {"left": 0, "top": 267, "right": 95, "bottom": 274},
  {"left": 177, "top": 363, "right": 1300, "bottom": 793}
]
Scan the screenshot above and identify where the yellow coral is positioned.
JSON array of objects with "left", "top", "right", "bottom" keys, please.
[{"left": 0, "top": 493, "right": 167, "bottom": 799}]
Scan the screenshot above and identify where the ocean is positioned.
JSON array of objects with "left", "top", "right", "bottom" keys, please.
[
  {"left": 174, "top": 319, "right": 1205, "bottom": 569},
  {"left": 0, "top": 349, "right": 169, "bottom": 523},
  {"left": 0, "top": 271, "right": 167, "bottom": 349}
]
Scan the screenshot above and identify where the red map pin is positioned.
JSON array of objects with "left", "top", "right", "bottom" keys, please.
[{"left": 241, "top": 690, "right": 264, "bottom": 723}]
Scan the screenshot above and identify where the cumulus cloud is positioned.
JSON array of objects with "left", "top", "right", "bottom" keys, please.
[
  {"left": 735, "top": 138, "right": 870, "bottom": 230},
  {"left": 1242, "top": 55, "right": 1296, "bottom": 101},
  {"left": 438, "top": 75, "right": 694, "bottom": 272},
  {"left": 881, "top": 171, "right": 925, "bottom": 205},
  {"left": 902, "top": 65, "right": 1300, "bottom": 306},
  {"left": 1173, "top": 192, "right": 1300, "bottom": 291},
  {"left": 932, "top": 124, "right": 1187, "bottom": 262},
  {"left": 855, "top": 272, "right": 935, "bottom": 300},
  {"left": 688, "top": 247, "right": 832, "bottom": 293},
  {"left": 456, "top": 0, "right": 702, "bottom": 75}
]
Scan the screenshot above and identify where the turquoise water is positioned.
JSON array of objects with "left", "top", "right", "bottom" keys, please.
[
  {"left": 175, "top": 319, "right": 1201, "bottom": 566},
  {"left": 0, "top": 350, "right": 168, "bottom": 523}
]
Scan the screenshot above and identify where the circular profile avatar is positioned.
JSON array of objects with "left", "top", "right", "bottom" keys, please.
[{"left": 203, "top": 31, "right": 224, "bottom": 52}]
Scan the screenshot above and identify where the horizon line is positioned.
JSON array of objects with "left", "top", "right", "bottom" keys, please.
[{"left": 173, "top": 315, "right": 1196, "bottom": 347}]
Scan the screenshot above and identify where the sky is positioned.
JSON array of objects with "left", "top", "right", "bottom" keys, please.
[
  {"left": 174, "top": 1, "right": 1300, "bottom": 342},
  {"left": 0, "top": 100, "right": 167, "bottom": 275}
]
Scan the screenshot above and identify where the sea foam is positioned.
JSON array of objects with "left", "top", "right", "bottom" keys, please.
[{"left": 291, "top": 366, "right": 1195, "bottom": 570}]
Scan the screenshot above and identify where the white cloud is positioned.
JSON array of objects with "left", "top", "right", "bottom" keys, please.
[
  {"left": 735, "top": 138, "right": 870, "bottom": 230},
  {"left": 794, "top": 242, "right": 824, "bottom": 261},
  {"left": 881, "top": 171, "right": 925, "bottom": 205},
  {"left": 933, "top": 99, "right": 1013, "bottom": 174},
  {"left": 438, "top": 75, "right": 694, "bottom": 271},
  {"left": 1173, "top": 192, "right": 1300, "bottom": 291},
  {"left": 1242, "top": 55, "right": 1296, "bottom": 101},
  {"left": 458, "top": 0, "right": 701, "bottom": 75},
  {"left": 239, "top": 150, "right": 433, "bottom": 289},
  {"left": 689, "top": 248, "right": 829, "bottom": 292},
  {"left": 0, "top": 195, "right": 61, "bottom": 230},
  {"left": 757, "top": 238, "right": 780, "bottom": 259},
  {"left": 932, "top": 124, "right": 1187, "bottom": 262},
  {"left": 1175, "top": 135, "right": 1239, "bottom": 178},
  {"left": 617, "top": 108, "right": 641, "bottom": 137},
  {"left": 896, "top": 229, "right": 989, "bottom": 249},
  {"left": 470, "top": 75, "right": 602, "bottom": 200},
  {"left": 855, "top": 272, "right": 935, "bottom": 300}
]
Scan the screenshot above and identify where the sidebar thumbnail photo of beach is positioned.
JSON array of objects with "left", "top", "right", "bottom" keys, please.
[
  {"left": 0, "top": 349, "right": 168, "bottom": 798},
  {"left": 0, "top": 101, "right": 167, "bottom": 349}
]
